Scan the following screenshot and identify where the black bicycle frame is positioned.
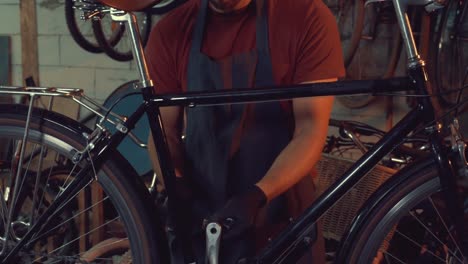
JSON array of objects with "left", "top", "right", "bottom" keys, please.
[
  {"left": 3, "top": 65, "right": 462, "bottom": 263},
  {"left": 143, "top": 65, "right": 460, "bottom": 263}
]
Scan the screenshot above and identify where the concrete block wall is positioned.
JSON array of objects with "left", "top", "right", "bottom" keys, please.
[
  {"left": 0, "top": 0, "right": 410, "bottom": 131},
  {"left": 0, "top": 0, "right": 139, "bottom": 103}
]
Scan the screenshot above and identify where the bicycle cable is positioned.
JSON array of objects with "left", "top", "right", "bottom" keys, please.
[{"left": 98, "top": 92, "right": 143, "bottom": 127}]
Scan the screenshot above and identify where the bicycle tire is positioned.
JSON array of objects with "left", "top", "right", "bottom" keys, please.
[
  {"left": 336, "top": 1, "right": 402, "bottom": 109},
  {"left": 0, "top": 104, "right": 168, "bottom": 263},
  {"left": 149, "top": 0, "right": 188, "bottom": 15},
  {"left": 324, "top": 0, "right": 365, "bottom": 68},
  {"left": 337, "top": 158, "right": 466, "bottom": 263},
  {"left": 346, "top": 1, "right": 402, "bottom": 79},
  {"left": 434, "top": 0, "right": 468, "bottom": 108},
  {"left": 65, "top": 0, "right": 102, "bottom": 53},
  {"left": 92, "top": 12, "right": 152, "bottom": 62}
]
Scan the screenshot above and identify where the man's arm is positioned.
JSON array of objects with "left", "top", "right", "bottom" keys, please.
[
  {"left": 160, "top": 106, "right": 185, "bottom": 178},
  {"left": 254, "top": 1, "right": 344, "bottom": 200},
  {"left": 255, "top": 79, "right": 335, "bottom": 201}
]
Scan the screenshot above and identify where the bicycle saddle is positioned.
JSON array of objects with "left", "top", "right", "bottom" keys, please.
[{"left": 97, "top": 0, "right": 162, "bottom": 11}]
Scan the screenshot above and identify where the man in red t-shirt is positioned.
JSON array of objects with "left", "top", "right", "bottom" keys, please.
[{"left": 145, "top": 0, "right": 345, "bottom": 262}]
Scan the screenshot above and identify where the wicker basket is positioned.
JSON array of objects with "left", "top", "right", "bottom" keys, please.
[{"left": 316, "top": 154, "right": 396, "bottom": 241}]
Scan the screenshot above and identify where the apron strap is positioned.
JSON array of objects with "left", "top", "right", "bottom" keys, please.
[
  {"left": 254, "top": 0, "right": 275, "bottom": 87},
  {"left": 190, "top": 0, "right": 209, "bottom": 54}
]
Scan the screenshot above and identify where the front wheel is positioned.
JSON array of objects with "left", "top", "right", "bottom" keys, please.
[
  {"left": 434, "top": 0, "right": 468, "bottom": 108},
  {"left": 0, "top": 104, "right": 167, "bottom": 263},
  {"left": 337, "top": 159, "right": 467, "bottom": 263}
]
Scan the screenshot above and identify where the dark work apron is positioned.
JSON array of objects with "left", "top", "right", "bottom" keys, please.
[{"left": 175, "top": 0, "right": 292, "bottom": 262}]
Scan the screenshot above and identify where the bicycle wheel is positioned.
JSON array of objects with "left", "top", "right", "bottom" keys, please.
[
  {"left": 346, "top": 2, "right": 402, "bottom": 79},
  {"left": 149, "top": 0, "right": 188, "bottom": 15},
  {"left": 434, "top": 0, "right": 468, "bottom": 107},
  {"left": 324, "top": 0, "right": 365, "bottom": 67},
  {"left": 337, "top": 158, "right": 467, "bottom": 263},
  {"left": 0, "top": 104, "right": 167, "bottom": 263},
  {"left": 92, "top": 12, "right": 152, "bottom": 62},
  {"left": 65, "top": 0, "right": 102, "bottom": 53},
  {"left": 336, "top": 1, "right": 402, "bottom": 108}
]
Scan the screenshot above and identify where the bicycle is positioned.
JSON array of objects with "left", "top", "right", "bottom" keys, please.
[{"left": 0, "top": 0, "right": 466, "bottom": 263}]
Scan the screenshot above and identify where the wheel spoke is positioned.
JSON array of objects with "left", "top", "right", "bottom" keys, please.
[
  {"left": 0, "top": 106, "right": 159, "bottom": 263},
  {"left": 427, "top": 198, "right": 464, "bottom": 262},
  {"left": 381, "top": 198, "right": 465, "bottom": 264},
  {"left": 31, "top": 195, "right": 109, "bottom": 244},
  {"left": 380, "top": 250, "right": 407, "bottom": 264},
  {"left": 32, "top": 216, "right": 121, "bottom": 263},
  {"left": 393, "top": 229, "right": 447, "bottom": 263},
  {"left": 30, "top": 175, "right": 94, "bottom": 243}
]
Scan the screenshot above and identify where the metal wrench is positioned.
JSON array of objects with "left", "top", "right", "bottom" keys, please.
[{"left": 205, "top": 222, "right": 222, "bottom": 264}]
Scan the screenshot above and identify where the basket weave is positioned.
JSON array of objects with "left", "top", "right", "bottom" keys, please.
[{"left": 316, "top": 154, "right": 396, "bottom": 241}]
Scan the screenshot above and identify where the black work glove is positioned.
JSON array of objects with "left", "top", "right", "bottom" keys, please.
[{"left": 206, "top": 185, "right": 267, "bottom": 240}]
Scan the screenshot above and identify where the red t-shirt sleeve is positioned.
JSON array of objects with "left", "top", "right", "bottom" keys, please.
[
  {"left": 145, "top": 22, "right": 181, "bottom": 94},
  {"left": 292, "top": 1, "right": 345, "bottom": 83}
]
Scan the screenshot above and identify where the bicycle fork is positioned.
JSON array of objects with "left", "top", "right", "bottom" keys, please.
[{"left": 429, "top": 119, "right": 468, "bottom": 257}]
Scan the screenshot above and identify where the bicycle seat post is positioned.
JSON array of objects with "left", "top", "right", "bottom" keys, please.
[
  {"left": 392, "top": 0, "right": 445, "bottom": 68},
  {"left": 392, "top": 0, "right": 422, "bottom": 68},
  {"left": 110, "top": 8, "right": 153, "bottom": 90}
]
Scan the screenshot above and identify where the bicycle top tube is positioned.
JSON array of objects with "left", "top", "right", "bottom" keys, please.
[{"left": 150, "top": 77, "right": 415, "bottom": 107}]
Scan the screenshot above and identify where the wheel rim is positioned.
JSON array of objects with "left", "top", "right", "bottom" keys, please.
[
  {"left": 359, "top": 178, "right": 467, "bottom": 263},
  {"left": 0, "top": 125, "right": 135, "bottom": 263}
]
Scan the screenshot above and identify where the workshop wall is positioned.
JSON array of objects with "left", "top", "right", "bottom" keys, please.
[
  {"left": 0, "top": 0, "right": 411, "bottom": 130},
  {"left": 0, "top": 0, "right": 139, "bottom": 101}
]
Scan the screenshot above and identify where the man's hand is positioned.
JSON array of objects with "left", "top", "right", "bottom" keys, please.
[{"left": 206, "top": 185, "right": 267, "bottom": 240}]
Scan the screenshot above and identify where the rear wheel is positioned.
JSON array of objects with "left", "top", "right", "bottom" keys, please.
[
  {"left": 337, "top": 160, "right": 467, "bottom": 263},
  {"left": 0, "top": 104, "right": 167, "bottom": 263}
]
